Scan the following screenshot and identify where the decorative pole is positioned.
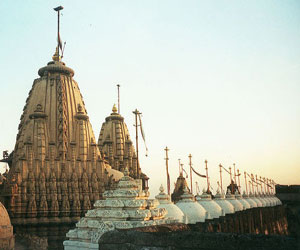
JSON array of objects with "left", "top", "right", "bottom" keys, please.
[
  {"left": 205, "top": 160, "right": 210, "bottom": 193},
  {"left": 244, "top": 171, "right": 248, "bottom": 195},
  {"left": 132, "top": 109, "right": 141, "bottom": 178},
  {"left": 249, "top": 180, "right": 253, "bottom": 194},
  {"left": 233, "top": 163, "right": 237, "bottom": 185},
  {"left": 188, "top": 154, "right": 193, "bottom": 194},
  {"left": 164, "top": 147, "right": 170, "bottom": 196},
  {"left": 219, "top": 164, "right": 223, "bottom": 193},
  {"left": 260, "top": 176, "right": 263, "bottom": 193},
  {"left": 256, "top": 175, "right": 259, "bottom": 193},
  {"left": 117, "top": 84, "right": 120, "bottom": 114},
  {"left": 237, "top": 169, "right": 241, "bottom": 193},
  {"left": 229, "top": 166, "right": 233, "bottom": 193},
  {"left": 54, "top": 6, "right": 64, "bottom": 59},
  {"left": 178, "top": 159, "right": 181, "bottom": 176}
]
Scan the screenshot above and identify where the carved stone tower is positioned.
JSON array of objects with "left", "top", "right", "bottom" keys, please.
[
  {"left": 98, "top": 104, "right": 140, "bottom": 178},
  {"left": 0, "top": 49, "right": 123, "bottom": 225}
]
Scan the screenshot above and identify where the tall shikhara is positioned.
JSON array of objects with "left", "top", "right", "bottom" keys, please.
[{"left": 1, "top": 49, "right": 122, "bottom": 225}]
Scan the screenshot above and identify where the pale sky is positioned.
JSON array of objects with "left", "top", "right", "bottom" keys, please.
[{"left": 0, "top": 1, "right": 299, "bottom": 198}]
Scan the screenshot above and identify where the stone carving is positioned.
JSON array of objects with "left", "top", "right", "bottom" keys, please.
[
  {"left": 0, "top": 53, "right": 124, "bottom": 225},
  {"left": 64, "top": 168, "right": 173, "bottom": 250}
]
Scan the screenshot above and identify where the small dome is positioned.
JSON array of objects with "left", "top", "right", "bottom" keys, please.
[
  {"left": 256, "top": 193, "right": 268, "bottom": 207},
  {"left": 0, "top": 202, "right": 14, "bottom": 249},
  {"left": 251, "top": 192, "right": 263, "bottom": 207},
  {"left": 235, "top": 191, "right": 251, "bottom": 210},
  {"left": 155, "top": 185, "right": 185, "bottom": 223},
  {"left": 195, "top": 190, "right": 224, "bottom": 219},
  {"left": 242, "top": 192, "right": 257, "bottom": 208},
  {"left": 273, "top": 195, "right": 282, "bottom": 206},
  {"left": 265, "top": 194, "right": 277, "bottom": 206},
  {"left": 214, "top": 190, "right": 235, "bottom": 215},
  {"left": 225, "top": 190, "right": 243, "bottom": 212},
  {"left": 175, "top": 187, "right": 207, "bottom": 224}
]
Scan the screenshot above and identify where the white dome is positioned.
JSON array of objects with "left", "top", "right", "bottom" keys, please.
[
  {"left": 175, "top": 187, "right": 207, "bottom": 224},
  {"left": 256, "top": 193, "right": 267, "bottom": 207},
  {"left": 274, "top": 195, "right": 282, "bottom": 205},
  {"left": 260, "top": 194, "right": 271, "bottom": 207},
  {"left": 214, "top": 190, "right": 235, "bottom": 215},
  {"left": 242, "top": 192, "right": 257, "bottom": 208},
  {"left": 249, "top": 192, "right": 263, "bottom": 207},
  {"left": 235, "top": 192, "right": 251, "bottom": 210},
  {"left": 195, "top": 191, "right": 224, "bottom": 219},
  {"left": 225, "top": 191, "right": 243, "bottom": 212},
  {"left": 155, "top": 185, "right": 185, "bottom": 223}
]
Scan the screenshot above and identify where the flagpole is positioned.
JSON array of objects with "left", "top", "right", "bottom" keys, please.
[
  {"left": 54, "top": 6, "right": 63, "bottom": 58},
  {"left": 164, "top": 147, "right": 170, "bottom": 196},
  {"left": 260, "top": 176, "right": 263, "bottom": 193},
  {"left": 229, "top": 166, "right": 233, "bottom": 193},
  {"left": 233, "top": 163, "right": 237, "bottom": 185},
  {"left": 219, "top": 164, "right": 223, "bottom": 193},
  {"left": 205, "top": 160, "right": 210, "bottom": 193},
  {"left": 237, "top": 169, "right": 241, "bottom": 193},
  {"left": 133, "top": 109, "right": 140, "bottom": 178},
  {"left": 117, "top": 84, "right": 120, "bottom": 114},
  {"left": 178, "top": 159, "right": 181, "bottom": 176},
  {"left": 244, "top": 171, "right": 248, "bottom": 195},
  {"left": 188, "top": 154, "right": 193, "bottom": 194}
]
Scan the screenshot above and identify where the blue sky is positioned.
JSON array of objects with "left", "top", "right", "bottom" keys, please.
[{"left": 0, "top": 1, "right": 299, "bottom": 197}]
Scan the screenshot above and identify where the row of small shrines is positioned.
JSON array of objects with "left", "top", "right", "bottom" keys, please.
[{"left": 63, "top": 168, "right": 282, "bottom": 250}]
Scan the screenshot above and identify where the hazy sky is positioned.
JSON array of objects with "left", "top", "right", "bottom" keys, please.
[{"left": 0, "top": 1, "right": 299, "bottom": 197}]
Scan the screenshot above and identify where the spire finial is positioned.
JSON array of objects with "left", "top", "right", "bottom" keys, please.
[
  {"left": 159, "top": 184, "right": 164, "bottom": 193},
  {"left": 52, "top": 46, "right": 60, "bottom": 62},
  {"left": 112, "top": 104, "right": 118, "bottom": 113}
]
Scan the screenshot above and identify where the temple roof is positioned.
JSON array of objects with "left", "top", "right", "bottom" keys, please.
[{"left": 98, "top": 105, "right": 141, "bottom": 177}]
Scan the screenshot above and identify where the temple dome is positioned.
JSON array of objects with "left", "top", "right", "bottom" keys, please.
[
  {"left": 175, "top": 187, "right": 207, "bottom": 224},
  {"left": 0, "top": 202, "right": 14, "bottom": 249},
  {"left": 214, "top": 190, "right": 235, "bottom": 215},
  {"left": 98, "top": 105, "right": 141, "bottom": 178},
  {"left": 251, "top": 192, "right": 263, "bottom": 207},
  {"left": 155, "top": 185, "right": 185, "bottom": 223},
  {"left": 256, "top": 193, "right": 268, "bottom": 207},
  {"left": 242, "top": 192, "right": 257, "bottom": 208},
  {"left": 235, "top": 191, "right": 251, "bottom": 210},
  {"left": 225, "top": 191, "right": 244, "bottom": 211},
  {"left": 195, "top": 190, "right": 224, "bottom": 219},
  {"left": 171, "top": 174, "right": 190, "bottom": 203}
]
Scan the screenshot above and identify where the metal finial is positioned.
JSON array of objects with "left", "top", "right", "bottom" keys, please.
[{"left": 112, "top": 104, "right": 118, "bottom": 113}]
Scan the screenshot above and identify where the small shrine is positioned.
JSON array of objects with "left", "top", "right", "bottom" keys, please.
[
  {"left": 235, "top": 191, "right": 251, "bottom": 210},
  {"left": 214, "top": 189, "right": 235, "bottom": 215},
  {"left": 195, "top": 189, "right": 224, "bottom": 219},
  {"left": 242, "top": 191, "right": 257, "bottom": 208},
  {"left": 175, "top": 187, "right": 207, "bottom": 224},
  {"left": 225, "top": 190, "right": 244, "bottom": 212},
  {"left": 0, "top": 202, "right": 14, "bottom": 250},
  {"left": 64, "top": 168, "right": 169, "bottom": 250},
  {"left": 250, "top": 192, "right": 263, "bottom": 207},
  {"left": 155, "top": 185, "right": 185, "bottom": 223}
]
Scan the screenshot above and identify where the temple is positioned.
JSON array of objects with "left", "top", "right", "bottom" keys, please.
[
  {"left": 98, "top": 105, "right": 149, "bottom": 190},
  {"left": 0, "top": 48, "right": 123, "bottom": 227}
]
